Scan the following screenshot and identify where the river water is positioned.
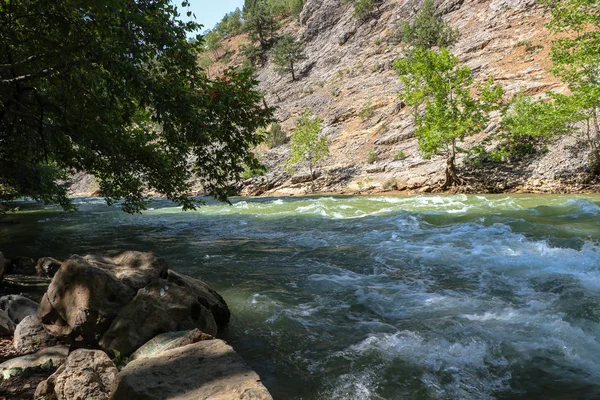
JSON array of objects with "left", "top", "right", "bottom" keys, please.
[{"left": 2, "top": 194, "right": 600, "bottom": 399}]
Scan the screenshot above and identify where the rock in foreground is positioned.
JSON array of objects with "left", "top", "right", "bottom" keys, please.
[
  {"left": 112, "top": 339, "right": 273, "bottom": 400},
  {"left": 35, "top": 349, "right": 118, "bottom": 400}
]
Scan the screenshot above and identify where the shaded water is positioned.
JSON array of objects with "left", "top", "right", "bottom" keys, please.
[{"left": 2, "top": 194, "right": 600, "bottom": 399}]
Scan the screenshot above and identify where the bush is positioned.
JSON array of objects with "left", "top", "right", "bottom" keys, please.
[
  {"left": 354, "top": 0, "right": 376, "bottom": 22},
  {"left": 266, "top": 123, "right": 288, "bottom": 147},
  {"left": 358, "top": 100, "right": 375, "bottom": 121},
  {"left": 367, "top": 150, "right": 378, "bottom": 164},
  {"left": 400, "top": 0, "right": 459, "bottom": 49},
  {"left": 241, "top": 163, "right": 267, "bottom": 179},
  {"left": 393, "top": 150, "right": 406, "bottom": 160}
]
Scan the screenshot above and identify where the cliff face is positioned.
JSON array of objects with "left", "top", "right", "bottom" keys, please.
[{"left": 239, "top": 0, "right": 595, "bottom": 196}]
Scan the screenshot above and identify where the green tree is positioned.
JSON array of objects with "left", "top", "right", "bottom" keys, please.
[
  {"left": 290, "top": 0, "right": 304, "bottom": 19},
  {"left": 272, "top": 35, "right": 307, "bottom": 81},
  {"left": 400, "top": 0, "right": 459, "bottom": 49},
  {"left": 544, "top": 0, "right": 600, "bottom": 169},
  {"left": 394, "top": 48, "right": 503, "bottom": 188},
  {"left": 215, "top": 8, "right": 243, "bottom": 37},
  {"left": 353, "top": 0, "right": 376, "bottom": 22},
  {"left": 0, "top": 0, "right": 273, "bottom": 213},
  {"left": 204, "top": 30, "right": 224, "bottom": 59},
  {"left": 243, "top": 1, "right": 280, "bottom": 50},
  {"left": 287, "top": 110, "right": 329, "bottom": 180}
]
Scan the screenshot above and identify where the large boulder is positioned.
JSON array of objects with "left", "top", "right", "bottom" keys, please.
[
  {"left": 0, "top": 294, "right": 38, "bottom": 324},
  {"left": 0, "top": 345, "right": 69, "bottom": 379},
  {"left": 14, "top": 315, "right": 58, "bottom": 353},
  {"left": 131, "top": 329, "right": 213, "bottom": 360},
  {"left": 35, "top": 257, "right": 63, "bottom": 278},
  {"left": 37, "top": 257, "right": 136, "bottom": 344},
  {"left": 34, "top": 349, "right": 118, "bottom": 400},
  {"left": 0, "top": 309, "right": 16, "bottom": 335},
  {"left": 112, "top": 340, "right": 273, "bottom": 400},
  {"left": 7, "top": 256, "right": 36, "bottom": 275},
  {"left": 99, "top": 280, "right": 218, "bottom": 356},
  {"left": 84, "top": 250, "right": 168, "bottom": 290},
  {"left": 167, "top": 270, "right": 231, "bottom": 328}
]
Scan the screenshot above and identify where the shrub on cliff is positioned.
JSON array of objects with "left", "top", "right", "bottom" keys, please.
[
  {"left": 0, "top": 0, "right": 273, "bottom": 212},
  {"left": 272, "top": 35, "right": 307, "bottom": 81},
  {"left": 400, "top": 0, "right": 459, "bottom": 49},
  {"left": 243, "top": 0, "right": 280, "bottom": 50},
  {"left": 287, "top": 110, "right": 329, "bottom": 181}
]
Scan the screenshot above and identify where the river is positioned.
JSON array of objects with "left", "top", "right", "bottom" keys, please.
[{"left": 2, "top": 194, "right": 600, "bottom": 399}]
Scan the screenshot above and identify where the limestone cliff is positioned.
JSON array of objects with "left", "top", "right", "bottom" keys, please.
[{"left": 235, "top": 0, "right": 596, "bottom": 196}]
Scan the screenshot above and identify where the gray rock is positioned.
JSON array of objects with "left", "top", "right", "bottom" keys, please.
[
  {"left": 0, "top": 345, "right": 69, "bottom": 379},
  {"left": 0, "top": 294, "right": 38, "bottom": 324},
  {"left": 99, "top": 279, "right": 218, "bottom": 356},
  {"left": 14, "top": 315, "right": 58, "bottom": 353},
  {"left": 131, "top": 329, "right": 213, "bottom": 360},
  {"left": 34, "top": 349, "right": 117, "bottom": 400},
  {"left": 112, "top": 340, "right": 273, "bottom": 400}
]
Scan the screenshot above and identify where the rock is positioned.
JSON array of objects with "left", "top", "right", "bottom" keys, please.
[
  {"left": 83, "top": 250, "right": 168, "bottom": 290},
  {"left": 99, "top": 279, "right": 218, "bottom": 356},
  {"left": 37, "top": 257, "right": 136, "bottom": 344},
  {"left": 0, "top": 251, "right": 5, "bottom": 281},
  {"left": 0, "top": 345, "right": 69, "bottom": 379},
  {"left": 14, "top": 315, "right": 58, "bottom": 353},
  {"left": 35, "top": 257, "right": 62, "bottom": 278},
  {"left": 7, "top": 256, "right": 36, "bottom": 275},
  {"left": 131, "top": 329, "right": 213, "bottom": 360},
  {"left": 166, "top": 270, "right": 231, "bottom": 328},
  {"left": 112, "top": 340, "right": 273, "bottom": 400},
  {"left": 0, "top": 294, "right": 38, "bottom": 324},
  {"left": 34, "top": 349, "right": 118, "bottom": 400},
  {"left": 0, "top": 309, "right": 16, "bottom": 335}
]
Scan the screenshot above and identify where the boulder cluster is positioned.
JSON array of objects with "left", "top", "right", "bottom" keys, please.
[{"left": 0, "top": 250, "right": 272, "bottom": 400}]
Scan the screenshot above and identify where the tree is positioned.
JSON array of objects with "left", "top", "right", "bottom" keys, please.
[
  {"left": 287, "top": 110, "right": 329, "bottom": 181},
  {"left": 0, "top": 0, "right": 273, "bottom": 213},
  {"left": 394, "top": 48, "right": 503, "bottom": 188},
  {"left": 272, "top": 35, "right": 307, "bottom": 81},
  {"left": 544, "top": 0, "right": 600, "bottom": 170},
  {"left": 204, "top": 30, "right": 224, "bottom": 59},
  {"left": 353, "top": 0, "right": 376, "bottom": 22},
  {"left": 243, "top": 1, "right": 280, "bottom": 50},
  {"left": 400, "top": 0, "right": 459, "bottom": 49}
]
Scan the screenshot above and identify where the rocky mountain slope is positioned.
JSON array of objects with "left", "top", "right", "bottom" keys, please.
[{"left": 234, "top": 0, "right": 597, "bottom": 196}]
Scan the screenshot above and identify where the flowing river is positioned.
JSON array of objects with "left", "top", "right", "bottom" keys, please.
[{"left": 2, "top": 194, "right": 600, "bottom": 399}]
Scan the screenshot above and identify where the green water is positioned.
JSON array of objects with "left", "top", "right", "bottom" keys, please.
[{"left": 2, "top": 194, "right": 600, "bottom": 399}]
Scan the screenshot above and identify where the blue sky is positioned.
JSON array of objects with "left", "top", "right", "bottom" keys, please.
[{"left": 181, "top": 0, "right": 244, "bottom": 32}]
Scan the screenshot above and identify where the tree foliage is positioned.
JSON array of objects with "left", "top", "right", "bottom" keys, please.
[
  {"left": 0, "top": 0, "right": 273, "bottom": 212},
  {"left": 214, "top": 8, "right": 244, "bottom": 37},
  {"left": 353, "top": 0, "right": 377, "bottom": 22},
  {"left": 394, "top": 48, "right": 503, "bottom": 188},
  {"left": 545, "top": 0, "right": 600, "bottom": 168},
  {"left": 400, "top": 0, "right": 459, "bottom": 49},
  {"left": 272, "top": 34, "right": 307, "bottom": 81},
  {"left": 287, "top": 110, "right": 329, "bottom": 180},
  {"left": 243, "top": 0, "right": 280, "bottom": 49}
]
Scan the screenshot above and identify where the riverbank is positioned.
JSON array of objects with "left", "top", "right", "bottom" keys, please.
[{"left": 0, "top": 251, "right": 272, "bottom": 399}]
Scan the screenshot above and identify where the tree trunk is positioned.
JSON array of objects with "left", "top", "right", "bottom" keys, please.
[
  {"left": 290, "top": 61, "right": 295, "bottom": 81},
  {"left": 441, "top": 142, "right": 463, "bottom": 189}
]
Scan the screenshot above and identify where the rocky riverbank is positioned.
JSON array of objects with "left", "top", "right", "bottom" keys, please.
[{"left": 0, "top": 250, "right": 272, "bottom": 400}]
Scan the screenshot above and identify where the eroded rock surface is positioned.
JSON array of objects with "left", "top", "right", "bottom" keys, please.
[
  {"left": 0, "top": 294, "right": 38, "bottom": 324},
  {"left": 34, "top": 349, "right": 118, "bottom": 400},
  {"left": 112, "top": 340, "right": 273, "bottom": 400},
  {"left": 131, "top": 329, "right": 213, "bottom": 360},
  {"left": 14, "top": 315, "right": 58, "bottom": 353}
]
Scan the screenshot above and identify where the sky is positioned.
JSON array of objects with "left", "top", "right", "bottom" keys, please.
[{"left": 181, "top": 0, "right": 245, "bottom": 32}]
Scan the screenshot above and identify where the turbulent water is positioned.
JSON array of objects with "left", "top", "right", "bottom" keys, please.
[{"left": 3, "top": 194, "right": 600, "bottom": 399}]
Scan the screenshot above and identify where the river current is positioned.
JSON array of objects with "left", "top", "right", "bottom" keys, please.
[{"left": 2, "top": 194, "right": 600, "bottom": 399}]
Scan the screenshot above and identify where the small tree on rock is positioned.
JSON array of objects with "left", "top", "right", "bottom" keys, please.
[
  {"left": 400, "top": 0, "right": 459, "bottom": 49},
  {"left": 243, "top": 1, "right": 279, "bottom": 50},
  {"left": 272, "top": 35, "right": 307, "bottom": 81},
  {"left": 287, "top": 110, "right": 329, "bottom": 182},
  {"left": 394, "top": 48, "right": 504, "bottom": 188}
]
